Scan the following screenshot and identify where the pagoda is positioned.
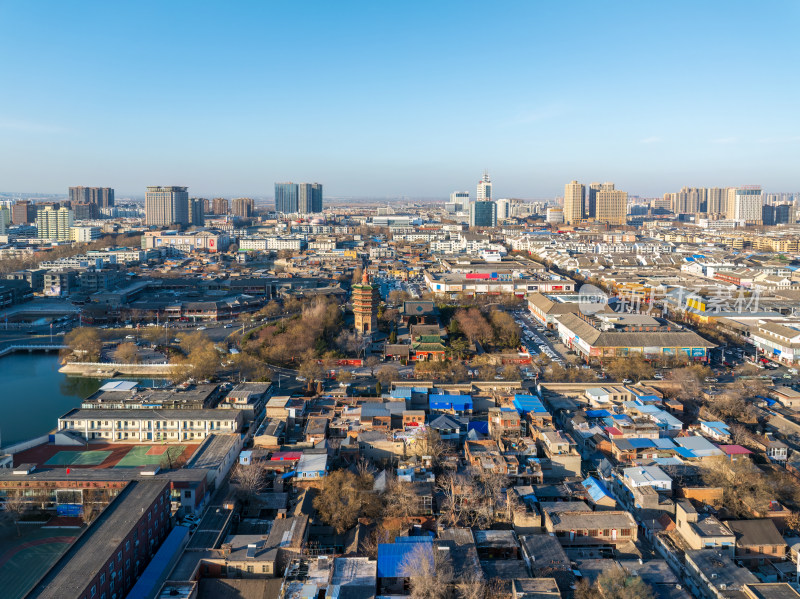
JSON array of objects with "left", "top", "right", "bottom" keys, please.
[{"left": 352, "top": 271, "right": 380, "bottom": 335}]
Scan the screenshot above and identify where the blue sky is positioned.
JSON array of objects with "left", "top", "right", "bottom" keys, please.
[{"left": 0, "top": 1, "right": 798, "bottom": 198}]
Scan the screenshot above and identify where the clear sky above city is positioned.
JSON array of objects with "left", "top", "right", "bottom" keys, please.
[{"left": 1, "top": 1, "right": 798, "bottom": 199}]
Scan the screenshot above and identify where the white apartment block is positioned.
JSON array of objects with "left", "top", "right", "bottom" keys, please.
[
  {"left": 239, "top": 236, "right": 305, "bottom": 251},
  {"left": 58, "top": 409, "right": 243, "bottom": 443},
  {"left": 70, "top": 226, "right": 102, "bottom": 242}
]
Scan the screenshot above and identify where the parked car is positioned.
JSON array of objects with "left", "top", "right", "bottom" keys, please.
[
  {"left": 704, "top": 377, "right": 718, "bottom": 383},
  {"left": 622, "top": 378, "right": 633, "bottom": 384}
]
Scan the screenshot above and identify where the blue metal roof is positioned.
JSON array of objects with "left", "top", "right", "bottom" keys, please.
[
  {"left": 513, "top": 394, "right": 547, "bottom": 414},
  {"left": 468, "top": 421, "right": 489, "bottom": 434},
  {"left": 674, "top": 447, "right": 696, "bottom": 459},
  {"left": 391, "top": 388, "right": 413, "bottom": 399},
  {"left": 127, "top": 526, "right": 190, "bottom": 599},
  {"left": 628, "top": 438, "right": 656, "bottom": 449},
  {"left": 652, "top": 438, "right": 677, "bottom": 449},
  {"left": 377, "top": 540, "right": 433, "bottom": 578}
]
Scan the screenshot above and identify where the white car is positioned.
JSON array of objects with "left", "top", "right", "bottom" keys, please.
[{"left": 622, "top": 378, "right": 633, "bottom": 384}]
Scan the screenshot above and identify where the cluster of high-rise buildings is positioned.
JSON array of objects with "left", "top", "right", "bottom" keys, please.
[
  {"left": 657, "top": 185, "right": 796, "bottom": 226},
  {"left": 274, "top": 182, "right": 324, "bottom": 214},
  {"left": 563, "top": 181, "right": 628, "bottom": 225},
  {"left": 144, "top": 187, "right": 258, "bottom": 227}
]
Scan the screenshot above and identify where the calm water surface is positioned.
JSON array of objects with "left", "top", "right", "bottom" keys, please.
[{"left": 0, "top": 353, "right": 102, "bottom": 447}]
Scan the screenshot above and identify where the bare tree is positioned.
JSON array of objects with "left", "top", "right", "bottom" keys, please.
[
  {"left": 402, "top": 543, "right": 453, "bottom": 599},
  {"left": 114, "top": 341, "right": 140, "bottom": 364},
  {"left": 455, "top": 569, "right": 486, "bottom": 599},
  {"left": 2, "top": 495, "right": 28, "bottom": 536},
  {"left": 231, "top": 463, "right": 268, "bottom": 503}
]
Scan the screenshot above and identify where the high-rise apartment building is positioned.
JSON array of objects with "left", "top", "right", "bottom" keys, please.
[
  {"left": 36, "top": 206, "right": 73, "bottom": 241},
  {"left": 450, "top": 191, "right": 469, "bottom": 206},
  {"left": 275, "top": 182, "right": 322, "bottom": 214},
  {"left": 775, "top": 203, "right": 794, "bottom": 225},
  {"left": 232, "top": 197, "right": 255, "bottom": 218},
  {"left": 477, "top": 172, "right": 492, "bottom": 201},
  {"left": 563, "top": 180, "right": 585, "bottom": 224},
  {"left": 706, "top": 187, "right": 727, "bottom": 216},
  {"left": 726, "top": 186, "right": 762, "bottom": 224},
  {"left": 73, "top": 202, "right": 99, "bottom": 220},
  {"left": 145, "top": 186, "right": 189, "bottom": 227},
  {"left": 587, "top": 183, "right": 601, "bottom": 218},
  {"left": 469, "top": 200, "right": 497, "bottom": 227},
  {"left": 11, "top": 200, "right": 37, "bottom": 225},
  {"left": 211, "top": 198, "right": 229, "bottom": 215},
  {"left": 595, "top": 183, "right": 628, "bottom": 225},
  {"left": 298, "top": 183, "right": 323, "bottom": 214},
  {"left": 189, "top": 198, "right": 205, "bottom": 226},
  {"left": 69, "top": 187, "right": 114, "bottom": 208},
  {"left": 672, "top": 187, "right": 706, "bottom": 214},
  {"left": 275, "top": 183, "right": 299, "bottom": 213},
  {"left": 496, "top": 199, "right": 511, "bottom": 221}
]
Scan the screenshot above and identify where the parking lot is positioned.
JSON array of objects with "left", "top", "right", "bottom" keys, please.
[{"left": 513, "top": 310, "right": 566, "bottom": 367}]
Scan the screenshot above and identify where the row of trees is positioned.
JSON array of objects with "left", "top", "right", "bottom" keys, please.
[
  {"left": 242, "top": 297, "right": 343, "bottom": 366},
  {"left": 449, "top": 308, "right": 521, "bottom": 350}
]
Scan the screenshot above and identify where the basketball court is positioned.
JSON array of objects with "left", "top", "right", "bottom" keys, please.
[
  {"left": 14, "top": 443, "right": 198, "bottom": 470},
  {"left": 113, "top": 444, "right": 187, "bottom": 468},
  {"left": 44, "top": 450, "right": 112, "bottom": 467},
  {"left": 0, "top": 525, "right": 79, "bottom": 599}
]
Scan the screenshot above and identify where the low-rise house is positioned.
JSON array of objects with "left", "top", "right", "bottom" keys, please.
[
  {"left": 295, "top": 452, "right": 328, "bottom": 480},
  {"left": 428, "top": 414, "right": 466, "bottom": 442},
  {"left": 684, "top": 549, "right": 759, "bottom": 599},
  {"left": 474, "top": 529, "right": 520, "bottom": 560},
  {"left": 674, "top": 500, "right": 735, "bottom": 553},
  {"left": 542, "top": 505, "right": 638, "bottom": 546},
  {"left": 519, "top": 534, "right": 574, "bottom": 595},
  {"left": 724, "top": 519, "right": 788, "bottom": 564},
  {"left": 700, "top": 421, "right": 732, "bottom": 442},
  {"left": 623, "top": 465, "right": 672, "bottom": 492},
  {"left": 489, "top": 407, "right": 522, "bottom": 439}
]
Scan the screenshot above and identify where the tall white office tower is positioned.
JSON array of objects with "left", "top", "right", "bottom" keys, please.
[{"left": 477, "top": 171, "right": 492, "bottom": 201}]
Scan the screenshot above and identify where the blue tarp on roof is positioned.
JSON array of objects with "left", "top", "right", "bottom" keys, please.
[
  {"left": 585, "top": 410, "right": 612, "bottom": 418},
  {"left": 582, "top": 476, "right": 614, "bottom": 504},
  {"left": 468, "top": 421, "right": 489, "bottom": 434},
  {"left": 127, "top": 526, "right": 190, "bottom": 599},
  {"left": 674, "top": 447, "right": 696, "bottom": 459},
  {"left": 377, "top": 539, "right": 433, "bottom": 578},
  {"left": 429, "top": 394, "right": 473, "bottom": 411}
]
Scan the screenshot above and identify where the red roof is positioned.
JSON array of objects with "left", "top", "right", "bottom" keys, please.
[
  {"left": 718, "top": 444, "right": 752, "bottom": 455},
  {"left": 605, "top": 426, "right": 623, "bottom": 437},
  {"left": 271, "top": 451, "right": 302, "bottom": 461}
]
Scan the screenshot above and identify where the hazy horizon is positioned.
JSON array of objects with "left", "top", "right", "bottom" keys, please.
[{"left": 1, "top": 1, "right": 798, "bottom": 198}]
